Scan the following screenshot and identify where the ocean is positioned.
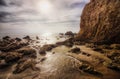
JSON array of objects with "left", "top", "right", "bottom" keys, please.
[{"left": 0, "top": 22, "right": 79, "bottom": 38}]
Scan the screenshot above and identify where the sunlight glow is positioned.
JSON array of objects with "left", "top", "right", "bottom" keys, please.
[
  {"left": 37, "top": 0, "right": 53, "bottom": 13},
  {"left": 42, "top": 32, "right": 52, "bottom": 37}
]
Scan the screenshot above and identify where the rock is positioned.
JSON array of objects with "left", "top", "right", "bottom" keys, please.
[
  {"left": 92, "top": 47, "right": 103, "bottom": 52},
  {"left": 81, "top": 52, "right": 91, "bottom": 56},
  {"left": 74, "top": 41, "right": 85, "bottom": 45},
  {"left": 17, "top": 47, "right": 37, "bottom": 58},
  {"left": 0, "top": 52, "right": 7, "bottom": 59},
  {"left": 40, "top": 57, "right": 47, "bottom": 62},
  {"left": 39, "top": 50, "right": 46, "bottom": 55},
  {"left": 0, "top": 60, "right": 9, "bottom": 68},
  {"left": 0, "top": 39, "right": 16, "bottom": 48},
  {"left": 36, "top": 41, "right": 40, "bottom": 43},
  {"left": 70, "top": 47, "right": 81, "bottom": 54},
  {"left": 107, "top": 52, "right": 120, "bottom": 64},
  {"left": 103, "top": 62, "right": 120, "bottom": 72},
  {"left": 0, "top": 42, "right": 28, "bottom": 52},
  {"left": 76, "top": 0, "right": 120, "bottom": 44},
  {"left": 52, "top": 52, "right": 55, "bottom": 54},
  {"left": 108, "top": 64, "right": 120, "bottom": 72},
  {"left": 2, "top": 36, "right": 10, "bottom": 40},
  {"left": 15, "top": 38, "right": 22, "bottom": 42},
  {"left": 5, "top": 52, "right": 22, "bottom": 63},
  {"left": 0, "top": 37, "right": 29, "bottom": 52},
  {"left": 56, "top": 41, "right": 64, "bottom": 46},
  {"left": 85, "top": 43, "right": 97, "bottom": 48},
  {"left": 79, "top": 63, "right": 102, "bottom": 76},
  {"left": 63, "top": 38, "right": 74, "bottom": 47},
  {"left": 39, "top": 44, "right": 57, "bottom": 55},
  {"left": 56, "top": 38, "right": 74, "bottom": 47},
  {"left": 36, "top": 36, "right": 39, "bottom": 40},
  {"left": 59, "top": 33, "right": 65, "bottom": 38},
  {"left": 23, "top": 36, "right": 31, "bottom": 40},
  {"left": 59, "top": 33, "right": 64, "bottom": 36},
  {"left": 64, "top": 42, "right": 73, "bottom": 47},
  {"left": 65, "top": 31, "right": 74, "bottom": 36},
  {"left": 98, "top": 45, "right": 112, "bottom": 49},
  {"left": 13, "top": 58, "right": 37, "bottom": 74},
  {"left": 40, "top": 44, "right": 57, "bottom": 51},
  {"left": 110, "top": 44, "right": 120, "bottom": 50}
]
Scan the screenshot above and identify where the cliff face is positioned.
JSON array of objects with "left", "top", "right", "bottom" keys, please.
[{"left": 77, "top": 0, "right": 120, "bottom": 44}]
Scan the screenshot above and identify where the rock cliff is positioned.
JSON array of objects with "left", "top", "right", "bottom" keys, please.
[{"left": 77, "top": 0, "right": 120, "bottom": 44}]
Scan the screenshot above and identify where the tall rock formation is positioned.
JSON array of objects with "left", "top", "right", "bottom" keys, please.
[{"left": 77, "top": 0, "right": 120, "bottom": 44}]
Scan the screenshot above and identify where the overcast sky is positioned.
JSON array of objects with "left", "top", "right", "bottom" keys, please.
[{"left": 0, "top": 0, "right": 89, "bottom": 35}]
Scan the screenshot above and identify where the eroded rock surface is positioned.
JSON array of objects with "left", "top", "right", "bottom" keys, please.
[{"left": 77, "top": 0, "right": 120, "bottom": 44}]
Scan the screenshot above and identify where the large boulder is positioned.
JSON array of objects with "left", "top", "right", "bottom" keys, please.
[{"left": 76, "top": 0, "right": 120, "bottom": 44}]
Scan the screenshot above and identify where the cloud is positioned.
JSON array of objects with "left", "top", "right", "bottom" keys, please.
[
  {"left": 0, "top": 0, "right": 7, "bottom": 6},
  {"left": 0, "top": 12, "right": 12, "bottom": 22},
  {"left": 69, "top": 1, "right": 87, "bottom": 9},
  {"left": 0, "top": 0, "right": 90, "bottom": 22},
  {"left": 0, "top": 0, "right": 90, "bottom": 34}
]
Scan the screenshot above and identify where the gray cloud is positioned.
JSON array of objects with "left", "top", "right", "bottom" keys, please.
[
  {"left": 0, "top": 0, "right": 90, "bottom": 23},
  {"left": 70, "top": 2, "right": 87, "bottom": 9},
  {"left": 0, "top": 12, "right": 12, "bottom": 22},
  {"left": 0, "top": 0, "right": 6, "bottom": 6},
  {"left": 0, "top": 0, "right": 90, "bottom": 34}
]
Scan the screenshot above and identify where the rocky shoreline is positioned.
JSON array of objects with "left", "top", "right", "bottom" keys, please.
[{"left": 0, "top": 33, "right": 120, "bottom": 79}]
